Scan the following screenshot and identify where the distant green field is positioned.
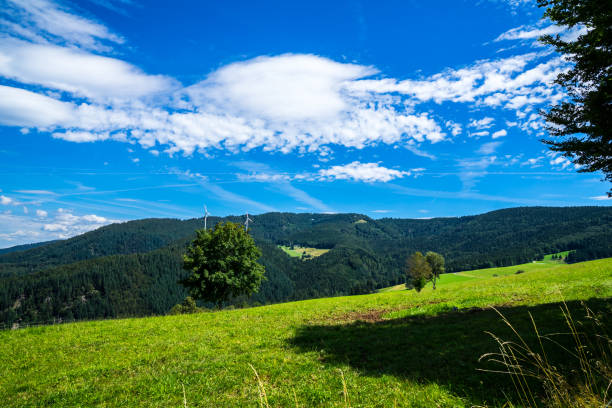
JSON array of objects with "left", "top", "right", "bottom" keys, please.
[
  {"left": 278, "top": 245, "right": 330, "bottom": 259},
  {"left": 379, "top": 259, "right": 556, "bottom": 292},
  {"left": 542, "top": 250, "right": 572, "bottom": 263},
  {"left": 1, "top": 258, "right": 611, "bottom": 407}
]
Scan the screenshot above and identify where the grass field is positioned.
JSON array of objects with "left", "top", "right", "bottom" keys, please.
[
  {"left": 1, "top": 258, "right": 611, "bottom": 407},
  {"left": 542, "top": 250, "right": 572, "bottom": 263},
  {"left": 278, "top": 245, "right": 330, "bottom": 259},
  {"left": 378, "top": 258, "right": 563, "bottom": 293}
]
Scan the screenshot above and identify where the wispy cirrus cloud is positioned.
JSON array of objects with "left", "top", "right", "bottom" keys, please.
[{"left": 1, "top": 0, "right": 124, "bottom": 51}]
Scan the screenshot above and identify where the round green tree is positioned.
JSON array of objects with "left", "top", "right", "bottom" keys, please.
[{"left": 181, "top": 222, "right": 265, "bottom": 308}]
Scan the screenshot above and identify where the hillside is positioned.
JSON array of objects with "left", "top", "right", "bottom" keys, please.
[
  {"left": 1, "top": 206, "right": 611, "bottom": 325},
  {"left": 0, "top": 259, "right": 610, "bottom": 407}
]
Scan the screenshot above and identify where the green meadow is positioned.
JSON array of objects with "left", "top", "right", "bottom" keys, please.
[
  {"left": 278, "top": 245, "right": 330, "bottom": 259},
  {"left": 1, "top": 258, "right": 611, "bottom": 407}
]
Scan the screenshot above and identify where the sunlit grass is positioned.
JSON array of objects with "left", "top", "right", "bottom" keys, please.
[
  {"left": 278, "top": 245, "right": 330, "bottom": 259},
  {"left": 0, "top": 258, "right": 610, "bottom": 407}
]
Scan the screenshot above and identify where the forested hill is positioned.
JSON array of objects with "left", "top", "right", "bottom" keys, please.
[{"left": 1, "top": 206, "right": 611, "bottom": 326}]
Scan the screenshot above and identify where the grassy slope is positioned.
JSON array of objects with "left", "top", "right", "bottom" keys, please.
[
  {"left": 1, "top": 259, "right": 611, "bottom": 407},
  {"left": 378, "top": 259, "right": 563, "bottom": 293},
  {"left": 278, "top": 245, "right": 330, "bottom": 259}
]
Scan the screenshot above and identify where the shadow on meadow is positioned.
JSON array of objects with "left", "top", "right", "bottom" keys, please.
[{"left": 289, "top": 298, "right": 611, "bottom": 406}]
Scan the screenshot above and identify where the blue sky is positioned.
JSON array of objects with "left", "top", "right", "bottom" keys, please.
[{"left": 0, "top": 0, "right": 609, "bottom": 247}]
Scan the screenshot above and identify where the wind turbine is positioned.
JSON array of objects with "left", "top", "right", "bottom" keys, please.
[
  {"left": 204, "top": 205, "right": 210, "bottom": 230},
  {"left": 244, "top": 212, "right": 253, "bottom": 232}
]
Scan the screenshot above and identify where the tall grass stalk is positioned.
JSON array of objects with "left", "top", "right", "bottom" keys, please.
[
  {"left": 248, "top": 365, "right": 354, "bottom": 407},
  {"left": 479, "top": 302, "right": 611, "bottom": 407},
  {"left": 249, "top": 364, "right": 270, "bottom": 408},
  {"left": 339, "top": 369, "right": 351, "bottom": 408}
]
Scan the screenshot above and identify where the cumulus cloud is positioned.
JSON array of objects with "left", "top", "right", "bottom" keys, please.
[
  {"left": 187, "top": 54, "right": 376, "bottom": 122},
  {"left": 0, "top": 0, "right": 571, "bottom": 159},
  {"left": 445, "top": 120, "right": 462, "bottom": 136},
  {"left": 470, "top": 130, "right": 490, "bottom": 138},
  {"left": 0, "top": 195, "right": 14, "bottom": 205},
  {"left": 240, "top": 162, "right": 419, "bottom": 184},
  {"left": 41, "top": 208, "right": 117, "bottom": 236},
  {"left": 546, "top": 151, "right": 579, "bottom": 170},
  {"left": 492, "top": 129, "right": 507, "bottom": 139},
  {"left": 347, "top": 53, "right": 567, "bottom": 117},
  {"left": 0, "top": 53, "right": 447, "bottom": 155},
  {"left": 317, "top": 162, "right": 413, "bottom": 183},
  {"left": 469, "top": 117, "right": 495, "bottom": 129},
  {"left": 0, "top": 208, "right": 119, "bottom": 247}
]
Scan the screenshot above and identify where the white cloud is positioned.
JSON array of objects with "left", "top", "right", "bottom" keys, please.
[
  {"left": 457, "top": 156, "right": 497, "bottom": 190},
  {"left": 470, "top": 130, "right": 490, "bottom": 138},
  {"left": 3, "top": 0, "right": 124, "bottom": 51},
  {"left": 0, "top": 85, "right": 74, "bottom": 128},
  {"left": 41, "top": 208, "right": 117, "bottom": 237},
  {"left": 523, "top": 156, "right": 544, "bottom": 167},
  {"left": 0, "top": 0, "right": 569, "bottom": 159},
  {"left": 0, "top": 54, "right": 447, "bottom": 155},
  {"left": 240, "top": 162, "right": 418, "bottom": 183},
  {"left": 492, "top": 129, "right": 507, "bottom": 139},
  {"left": 0, "top": 208, "right": 119, "bottom": 247},
  {"left": 590, "top": 195, "right": 611, "bottom": 201},
  {"left": 0, "top": 40, "right": 177, "bottom": 101},
  {"left": 317, "top": 162, "right": 412, "bottom": 183},
  {"left": 495, "top": 24, "right": 566, "bottom": 42},
  {"left": 16, "top": 189, "right": 55, "bottom": 195},
  {"left": 0, "top": 195, "right": 13, "bottom": 205},
  {"left": 445, "top": 120, "right": 462, "bottom": 136},
  {"left": 495, "top": 23, "right": 587, "bottom": 44},
  {"left": 469, "top": 117, "right": 495, "bottom": 129},
  {"left": 477, "top": 142, "right": 502, "bottom": 155},
  {"left": 187, "top": 54, "right": 376, "bottom": 122},
  {"left": 546, "top": 151, "right": 576, "bottom": 170},
  {"left": 347, "top": 53, "right": 567, "bottom": 124}
]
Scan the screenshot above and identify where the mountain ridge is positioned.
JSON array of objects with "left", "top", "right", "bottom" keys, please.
[{"left": 1, "top": 206, "right": 611, "bottom": 325}]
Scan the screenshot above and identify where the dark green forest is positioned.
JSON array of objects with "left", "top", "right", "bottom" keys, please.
[{"left": 0, "top": 206, "right": 610, "bottom": 326}]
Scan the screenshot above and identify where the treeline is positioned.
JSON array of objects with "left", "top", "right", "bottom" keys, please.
[{"left": 0, "top": 206, "right": 611, "bottom": 325}]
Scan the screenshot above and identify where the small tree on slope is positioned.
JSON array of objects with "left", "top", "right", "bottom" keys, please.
[
  {"left": 406, "top": 251, "right": 432, "bottom": 292},
  {"left": 181, "top": 222, "right": 265, "bottom": 308},
  {"left": 425, "top": 251, "right": 445, "bottom": 290}
]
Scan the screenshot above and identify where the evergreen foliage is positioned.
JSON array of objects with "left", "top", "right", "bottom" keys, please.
[{"left": 537, "top": 0, "right": 612, "bottom": 194}]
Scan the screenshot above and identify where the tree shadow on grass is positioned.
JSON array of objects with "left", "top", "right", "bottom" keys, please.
[{"left": 289, "top": 298, "right": 611, "bottom": 406}]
